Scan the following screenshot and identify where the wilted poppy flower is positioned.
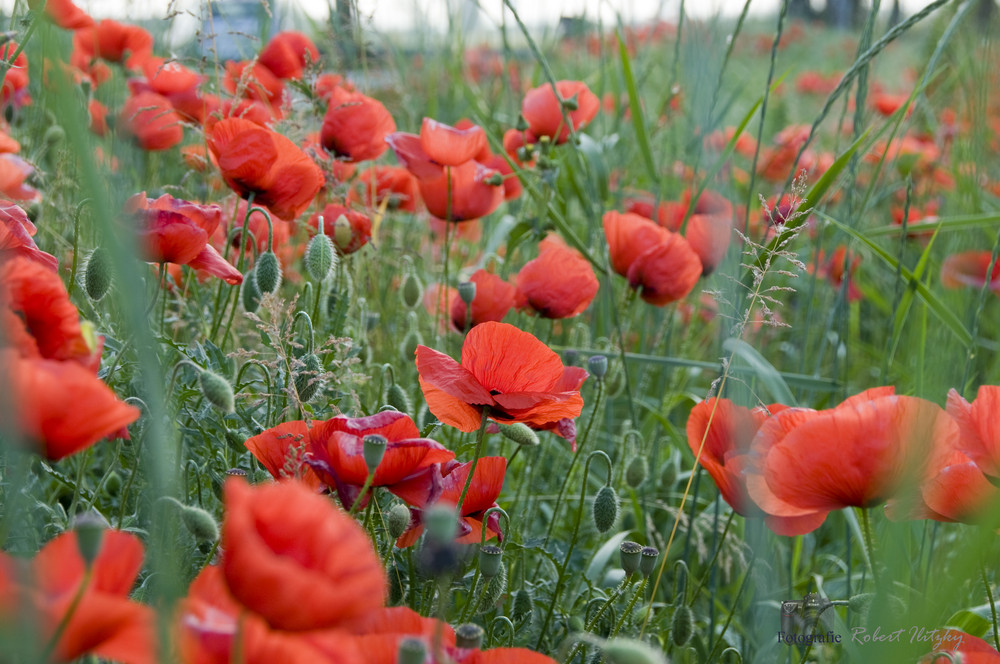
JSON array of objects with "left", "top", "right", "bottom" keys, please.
[
  {"left": 603, "top": 210, "right": 702, "bottom": 305},
  {"left": 120, "top": 91, "right": 184, "bottom": 151},
  {"left": 745, "top": 387, "right": 958, "bottom": 535},
  {"left": 127, "top": 192, "right": 242, "bottom": 284},
  {"left": 415, "top": 321, "right": 585, "bottom": 431},
  {"left": 941, "top": 251, "right": 1000, "bottom": 293},
  {"left": 11, "top": 529, "right": 156, "bottom": 664},
  {"left": 390, "top": 456, "right": 507, "bottom": 547},
  {"left": 515, "top": 237, "right": 598, "bottom": 318},
  {"left": 320, "top": 87, "right": 395, "bottom": 163},
  {"left": 72, "top": 19, "right": 153, "bottom": 70},
  {"left": 450, "top": 269, "right": 516, "bottom": 330},
  {"left": 419, "top": 117, "right": 488, "bottom": 167},
  {"left": 259, "top": 31, "right": 320, "bottom": 80},
  {"left": 221, "top": 477, "right": 387, "bottom": 632},
  {"left": 0, "top": 350, "right": 140, "bottom": 460},
  {"left": 521, "top": 80, "right": 599, "bottom": 143},
  {"left": 207, "top": 117, "right": 323, "bottom": 220},
  {"left": 309, "top": 204, "right": 372, "bottom": 255},
  {"left": 0, "top": 200, "right": 57, "bottom": 270}
]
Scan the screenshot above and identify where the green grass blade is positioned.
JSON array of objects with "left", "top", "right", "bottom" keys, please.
[
  {"left": 722, "top": 338, "right": 797, "bottom": 405},
  {"left": 865, "top": 213, "right": 1000, "bottom": 237},
  {"left": 617, "top": 30, "right": 657, "bottom": 185}
]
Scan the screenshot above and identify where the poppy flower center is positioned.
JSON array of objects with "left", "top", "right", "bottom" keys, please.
[{"left": 489, "top": 389, "right": 501, "bottom": 396}]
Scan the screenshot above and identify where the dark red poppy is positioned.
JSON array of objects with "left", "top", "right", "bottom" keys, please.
[
  {"left": 420, "top": 117, "right": 488, "bottom": 167},
  {"left": 207, "top": 117, "right": 324, "bottom": 221},
  {"left": 127, "top": 192, "right": 242, "bottom": 284},
  {"left": 603, "top": 210, "right": 702, "bottom": 305},
  {"left": 72, "top": 19, "right": 153, "bottom": 70},
  {"left": 303, "top": 411, "right": 455, "bottom": 507},
  {"left": 745, "top": 387, "right": 957, "bottom": 535},
  {"left": 320, "top": 87, "right": 396, "bottom": 163},
  {"left": 120, "top": 91, "right": 184, "bottom": 151},
  {"left": 450, "top": 269, "right": 516, "bottom": 330},
  {"left": 221, "top": 478, "right": 387, "bottom": 632},
  {"left": 309, "top": 204, "right": 372, "bottom": 255},
  {"left": 515, "top": 236, "right": 598, "bottom": 319},
  {"left": 0, "top": 200, "right": 57, "bottom": 270},
  {"left": 415, "top": 321, "right": 586, "bottom": 431},
  {"left": 521, "top": 80, "right": 599, "bottom": 144},
  {"left": 390, "top": 456, "right": 507, "bottom": 547},
  {"left": 259, "top": 31, "right": 320, "bottom": 80}
]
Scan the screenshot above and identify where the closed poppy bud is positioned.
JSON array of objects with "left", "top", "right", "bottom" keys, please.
[
  {"left": 455, "top": 623, "right": 485, "bottom": 650},
  {"left": 639, "top": 546, "right": 659, "bottom": 578},
  {"left": 293, "top": 353, "right": 322, "bottom": 403},
  {"left": 401, "top": 271, "right": 423, "bottom": 309},
  {"left": 178, "top": 503, "right": 220, "bottom": 542},
  {"left": 386, "top": 382, "right": 412, "bottom": 414},
  {"left": 479, "top": 544, "right": 503, "bottom": 578},
  {"left": 398, "top": 638, "right": 427, "bottom": 664},
  {"left": 387, "top": 503, "right": 412, "bottom": 539},
  {"left": 619, "top": 540, "right": 642, "bottom": 576},
  {"left": 497, "top": 422, "right": 540, "bottom": 447},
  {"left": 44, "top": 124, "right": 65, "bottom": 146},
  {"left": 241, "top": 271, "right": 261, "bottom": 312},
  {"left": 588, "top": 354, "right": 608, "bottom": 379},
  {"left": 72, "top": 511, "right": 106, "bottom": 567},
  {"left": 305, "top": 231, "right": 336, "bottom": 282},
  {"left": 363, "top": 434, "right": 387, "bottom": 475},
  {"left": 626, "top": 456, "right": 648, "bottom": 488},
  {"left": 513, "top": 588, "right": 533, "bottom": 622},
  {"left": 199, "top": 369, "right": 235, "bottom": 413},
  {"left": 85, "top": 247, "right": 113, "bottom": 301},
  {"left": 604, "top": 638, "right": 668, "bottom": 664},
  {"left": 255, "top": 251, "right": 282, "bottom": 293},
  {"left": 593, "top": 485, "right": 618, "bottom": 533},
  {"left": 671, "top": 604, "right": 694, "bottom": 647}
]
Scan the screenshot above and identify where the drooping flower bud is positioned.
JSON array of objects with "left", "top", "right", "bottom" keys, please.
[
  {"left": 294, "top": 354, "right": 323, "bottom": 403},
  {"left": 179, "top": 503, "right": 220, "bottom": 542},
  {"left": 254, "top": 251, "right": 282, "bottom": 294},
  {"left": 619, "top": 540, "right": 642, "bottom": 577},
  {"left": 199, "top": 369, "right": 235, "bottom": 413},
  {"left": 85, "top": 247, "right": 113, "bottom": 301},
  {"left": 593, "top": 485, "right": 618, "bottom": 534},
  {"left": 401, "top": 271, "right": 423, "bottom": 309},
  {"left": 386, "top": 382, "right": 412, "bottom": 414},
  {"left": 671, "top": 604, "right": 694, "bottom": 647},
  {"left": 626, "top": 456, "right": 648, "bottom": 489},
  {"left": 475, "top": 561, "right": 507, "bottom": 614},
  {"left": 513, "top": 587, "right": 534, "bottom": 623}
]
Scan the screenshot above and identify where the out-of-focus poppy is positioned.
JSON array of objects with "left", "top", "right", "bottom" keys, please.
[
  {"left": 390, "top": 456, "right": 507, "bottom": 547},
  {"left": 32, "top": 0, "right": 94, "bottom": 30},
  {"left": 0, "top": 154, "right": 40, "bottom": 201},
  {"left": 521, "top": 80, "right": 599, "bottom": 144},
  {"left": 0, "top": 42, "right": 30, "bottom": 108},
  {"left": 221, "top": 477, "right": 387, "bottom": 632},
  {"left": 602, "top": 210, "right": 702, "bottom": 305},
  {"left": 306, "top": 411, "right": 455, "bottom": 508},
  {"left": 0, "top": 200, "right": 57, "bottom": 270},
  {"left": 947, "top": 387, "right": 1000, "bottom": 479},
  {"left": 72, "top": 19, "right": 153, "bottom": 70},
  {"left": 0, "top": 350, "right": 139, "bottom": 460},
  {"left": 746, "top": 387, "right": 957, "bottom": 535},
  {"left": 885, "top": 445, "right": 999, "bottom": 524},
  {"left": 309, "top": 204, "right": 372, "bottom": 255},
  {"left": 872, "top": 91, "right": 910, "bottom": 117},
  {"left": 207, "top": 117, "right": 323, "bottom": 221},
  {"left": 415, "top": 321, "right": 585, "bottom": 431},
  {"left": 941, "top": 251, "right": 1000, "bottom": 293},
  {"left": 320, "top": 87, "right": 395, "bottom": 163},
  {"left": 89, "top": 99, "right": 109, "bottom": 136},
  {"left": 127, "top": 192, "right": 242, "bottom": 285},
  {"left": 349, "top": 166, "right": 420, "bottom": 212},
  {"left": 917, "top": 630, "right": 1000, "bottom": 663},
  {"left": 515, "top": 237, "right": 598, "bottom": 318},
  {"left": 685, "top": 213, "right": 732, "bottom": 276},
  {"left": 815, "top": 245, "right": 861, "bottom": 301},
  {"left": 449, "top": 269, "right": 516, "bottom": 330},
  {"left": 120, "top": 91, "right": 184, "bottom": 151},
  {"left": 224, "top": 61, "right": 285, "bottom": 110},
  {"left": 259, "top": 31, "right": 320, "bottom": 80},
  {"left": 419, "top": 118, "right": 488, "bottom": 167}
]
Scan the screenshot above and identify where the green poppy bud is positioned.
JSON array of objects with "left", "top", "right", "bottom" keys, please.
[
  {"left": 604, "top": 638, "right": 668, "bottom": 664},
  {"left": 254, "top": 251, "right": 282, "bottom": 294},
  {"left": 386, "top": 382, "right": 412, "bottom": 415},
  {"left": 497, "top": 422, "right": 539, "bottom": 447},
  {"left": 199, "top": 369, "right": 235, "bottom": 413},
  {"left": 671, "top": 604, "right": 694, "bottom": 647},
  {"left": 387, "top": 503, "right": 412, "bottom": 539},
  {"left": 626, "top": 456, "right": 648, "bottom": 489},
  {"left": 401, "top": 271, "right": 423, "bottom": 309},
  {"left": 305, "top": 232, "right": 337, "bottom": 282},
  {"left": 513, "top": 588, "right": 534, "bottom": 623},
  {"left": 179, "top": 504, "right": 220, "bottom": 542},
  {"left": 85, "top": 247, "right": 113, "bottom": 301},
  {"left": 593, "top": 485, "right": 618, "bottom": 534},
  {"left": 242, "top": 271, "right": 261, "bottom": 312},
  {"left": 294, "top": 353, "right": 323, "bottom": 403},
  {"left": 475, "top": 561, "right": 507, "bottom": 614},
  {"left": 44, "top": 124, "right": 65, "bottom": 146}
]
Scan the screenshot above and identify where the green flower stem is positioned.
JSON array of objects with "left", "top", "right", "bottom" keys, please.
[
  {"left": 456, "top": 407, "right": 490, "bottom": 511},
  {"left": 608, "top": 576, "right": 649, "bottom": 639},
  {"left": 349, "top": 472, "right": 376, "bottom": 515},
  {"left": 860, "top": 507, "right": 879, "bottom": 586},
  {"left": 41, "top": 566, "right": 93, "bottom": 662},
  {"left": 981, "top": 563, "right": 1000, "bottom": 653}
]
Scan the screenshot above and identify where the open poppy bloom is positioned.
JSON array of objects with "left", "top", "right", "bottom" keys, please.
[
  {"left": 515, "top": 236, "right": 598, "bottom": 319},
  {"left": 745, "top": 387, "right": 958, "bottom": 535},
  {"left": 603, "top": 210, "right": 702, "bottom": 305},
  {"left": 120, "top": 91, "right": 184, "bottom": 151},
  {"left": 127, "top": 192, "right": 242, "bottom": 285},
  {"left": 390, "top": 456, "right": 507, "bottom": 547},
  {"left": 207, "top": 117, "right": 324, "bottom": 221},
  {"left": 320, "top": 87, "right": 396, "bottom": 163},
  {"left": 449, "top": 269, "right": 516, "bottom": 331},
  {"left": 243, "top": 421, "right": 324, "bottom": 491},
  {"left": 258, "top": 31, "right": 320, "bottom": 80},
  {"left": 521, "top": 80, "right": 599, "bottom": 144},
  {"left": 0, "top": 200, "right": 57, "bottom": 270},
  {"left": 221, "top": 478, "right": 387, "bottom": 632},
  {"left": 0, "top": 529, "right": 156, "bottom": 664},
  {"left": 419, "top": 117, "right": 488, "bottom": 167},
  {"left": 71, "top": 19, "right": 153, "bottom": 70},
  {"left": 885, "top": 445, "right": 1000, "bottom": 525},
  {"left": 349, "top": 166, "right": 420, "bottom": 212},
  {"left": 947, "top": 387, "right": 1000, "bottom": 480},
  {"left": 415, "top": 321, "right": 586, "bottom": 431}
]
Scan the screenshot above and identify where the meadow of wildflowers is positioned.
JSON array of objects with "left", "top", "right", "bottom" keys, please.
[{"left": 1, "top": 0, "right": 1000, "bottom": 662}]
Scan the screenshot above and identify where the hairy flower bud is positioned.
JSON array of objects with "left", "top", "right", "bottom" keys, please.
[
  {"left": 199, "top": 369, "right": 235, "bottom": 413},
  {"left": 305, "top": 232, "right": 337, "bottom": 282},
  {"left": 593, "top": 485, "right": 618, "bottom": 534},
  {"left": 85, "top": 247, "right": 113, "bottom": 301},
  {"left": 254, "top": 251, "right": 282, "bottom": 294},
  {"left": 626, "top": 456, "right": 648, "bottom": 489}
]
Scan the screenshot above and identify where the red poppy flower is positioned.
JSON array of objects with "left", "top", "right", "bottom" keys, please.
[
  {"left": 207, "top": 117, "right": 324, "bottom": 221},
  {"left": 390, "top": 456, "right": 507, "bottom": 547},
  {"left": 947, "top": 387, "right": 1000, "bottom": 479},
  {"left": 745, "top": 387, "right": 958, "bottom": 535},
  {"left": 686, "top": 398, "right": 827, "bottom": 536},
  {"left": 521, "top": 80, "right": 599, "bottom": 144},
  {"left": 243, "top": 421, "right": 324, "bottom": 491},
  {"left": 349, "top": 166, "right": 420, "bottom": 212},
  {"left": 815, "top": 245, "right": 862, "bottom": 301},
  {"left": 941, "top": 251, "right": 1000, "bottom": 293},
  {"left": 72, "top": 19, "right": 153, "bottom": 70},
  {"left": 221, "top": 477, "right": 387, "bottom": 632},
  {"left": 450, "top": 269, "right": 516, "bottom": 330},
  {"left": 0, "top": 200, "right": 57, "bottom": 270},
  {"left": 22, "top": 529, "right": 156, "bottom": 664},
  {"left": 0, "top": 154, "right": 40, "bottom": 201},
  {"left": 603, "top": 210, "right": 702, "bottom": 305},
  {"left": 0, "top": 42, "right": 30, "bottom": 107},
  {"left": 259, "top": 31, "right": 320, "bottom": 80},
  {"left": 885, "top": 445, "right": 999, "bottom": 524},
  {"left": 127, "top": 192, "right": 242, "bottom": 285},
  {"left": 0, "top": 350, "right": 139, "bottom": 460},
  {"left": 415, "top": 321, "right": 586, "bottom": 431},
  {"left": 32, "top": 0, "right": 94, "bottom": 29},
  {"left": 224, "top": 61, "right": 285, "bottom": 109},
  {"left": 918, "top": 630, "right": 1000, "bottom": 663},
  {"left": 515, "top": 237, "right": 598, "bottom": 319},
  {"left": 320, "top": 87, "right": 395, "bottom": 163},
  {"left": 419, "top": 117, "right": 488, "bottom": 167},
  {"left": 684, "top": 213, "right": 732, "bottom": 276},
  {"left": 304, "top": 411, "right": 455, "bottom": 508},
  {"left": 120, "top": 91, "right": 184, "bottom": 151},
  {"left": 309, "top": 204, "right": 372, "bottom": 255}
]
